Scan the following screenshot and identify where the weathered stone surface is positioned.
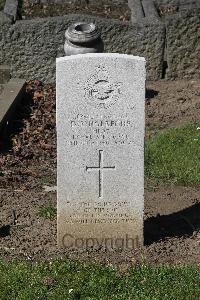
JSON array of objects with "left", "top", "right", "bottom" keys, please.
[
  {"left": 0, "top": 12, "right": 12, "bottom": 67},
  {"left": 0, "top": 65, "right": 10, "bottom": 84},
  {"left": 64, "top": 22, "right": 104, "bottom": 56},
  {"left": 57, "top": 53, "right": 145, "bottom": 250},
  {"left": 0, "top": 11, "right": 12, "bottom": 28},
  {"left": 128, "top": 0, "right": 144, "bottom": 23},
  {"left": 4, "top": 0, "right": 18, "bottom": 21},
  {"left": 166, "top": 9, "right": 200, "bottom": 79},
  {"left": 1, "top": 5, "right": 199, "bottom": 81},
  {"left": 142, "top": 0, "right": 159, "bottom": 18},
  {"left": 128, "top": 0, "right": 159, "bottom": 22},
  {"left": 0, "top": 78, "right": 26, "bottom": 134},
  {"left": 1, "top": 14, "right": 164, "bottom": 82}
]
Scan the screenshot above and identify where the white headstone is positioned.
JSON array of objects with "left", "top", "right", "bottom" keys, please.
[{"left": 56, "top": 53, "right": 146, "bottom": 251}]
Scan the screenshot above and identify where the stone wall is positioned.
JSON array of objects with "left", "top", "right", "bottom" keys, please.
[
  {"left": 1, "top": 5, "right": 200, "bottom": 82},
  {"left": 165, "top": 9, "right": 200, "bottom": 79},
  {"left": 0, "top": 14, "right": 165, "bottom": 82}
]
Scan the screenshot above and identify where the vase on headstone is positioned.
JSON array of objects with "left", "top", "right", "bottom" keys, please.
[{"left": 64, "top": 22, "right": 104, "bottom": 56}]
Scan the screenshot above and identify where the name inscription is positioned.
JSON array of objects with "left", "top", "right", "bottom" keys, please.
[{"left": 69, "top": 113, "right": 137, "bottom": 146}]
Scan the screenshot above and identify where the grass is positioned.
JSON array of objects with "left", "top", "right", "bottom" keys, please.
[
  {"left": 0, "top": 260, "right": 199, "bottom": 300},
  {"left": 1, "top": 124, "right": 199, "bottom": 298},
  {"left": 145, "top": 124, "right": 200, "bottom": 186},
  {"left": 38, "top": 175, "right": 53, "bottom": 185},
  {"left": 38, "top": 205, "right": 57, "bottom": 220}
]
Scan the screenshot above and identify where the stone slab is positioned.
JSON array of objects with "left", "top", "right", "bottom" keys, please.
[
  {"left": 129, "top": 0, "right": 160, "bottom": 22},
  {"left": 1, "top": 14, "right": 164, "bottom": 82},
  {"left": 57, "top": 53, "right": 145, "bottom": 250},
  {"left": 4, "top": 0, "right": 18, "bottom": 21},
  {"left": 165, "top": 9, "right": 200, "bottom": 79},
  {"left": 0, "top": 65, "right": 10, "bottom": 84},
  {"left": 128, "top": 0, "right": 144, "bottom": 23},
  {"left": 142, "top": 0, "right": 159, "bottom": 18},
  {"left": 0, "top": 78, "right": 26, "bottom": 134}
]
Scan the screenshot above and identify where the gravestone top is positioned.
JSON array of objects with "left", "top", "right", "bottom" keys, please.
[
  {"left": 57, "top": 52, "right": 145, "bottom": 62},
  {"left": 57, "top": 53, "right": 145, "bottom": 251}
]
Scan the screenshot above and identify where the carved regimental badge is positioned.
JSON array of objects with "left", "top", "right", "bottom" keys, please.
[{"left": 84, "top": 65, "right": 122, "bottom": 109}]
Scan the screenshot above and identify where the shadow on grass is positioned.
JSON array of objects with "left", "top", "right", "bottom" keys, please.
[{"left": 144, "top": 202, "right": 200, "bottom": 245}]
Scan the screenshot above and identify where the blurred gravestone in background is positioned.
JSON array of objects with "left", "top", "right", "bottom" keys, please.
[
  {"left": 3, "top": 0, "right": 18, "bottom": 21},
  {"left": 128, "top": 0, "right": 160, "bottom": 22},
  {"left": 0, "top": 0, "right": 199, "bottom": 82}
]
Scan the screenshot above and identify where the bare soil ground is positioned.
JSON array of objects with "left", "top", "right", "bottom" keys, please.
[
  {"left": 21, "top": 0, "right": 180, "bottom": 21},
  {"left": 22, "top": 0, "right": 131, "bottom": 22},
  {"left": 0, "top": 79, "right": 199, "bottom": 269}
]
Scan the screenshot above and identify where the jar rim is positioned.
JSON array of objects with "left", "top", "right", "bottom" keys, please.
[{"left": 65, "top": 22, "right": 100, "bottom": 43}]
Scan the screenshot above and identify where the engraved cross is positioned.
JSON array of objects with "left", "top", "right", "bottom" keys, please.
[{"left": 86, "top": 150, "right": 115, "bottom": 198}]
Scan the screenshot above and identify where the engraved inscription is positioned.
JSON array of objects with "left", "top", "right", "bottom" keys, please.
[
  {"left": 90, "top": 80, "right": 114, "bottom": 101},
  {"left": 66, "top": 200, "right": 136, "bottom": 223},
  {"left": 69, "top": 114, "right": 140, "bottom": 147},
  {"left": 66, "top": 201, "right": 136, "bottom": 224},
  {"left": 86, "top": 150, "right": 115, "bottom": 198},
  {"left": 84, "top": 65, "right": 122, "bottom": 109}
]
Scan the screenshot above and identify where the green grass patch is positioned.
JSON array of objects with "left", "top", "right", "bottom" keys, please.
[
  {"left": 38, "top": 205, "right": 57, "bottom": 220},
  {"left": 0, "top": 260, "right": 199, "bottom": 300},
  {"left": 145, "top": 124, "right": 200, "bottom": 186},
  {"left": 38, "top": 175, "right": 53, "bottom": 185}
]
